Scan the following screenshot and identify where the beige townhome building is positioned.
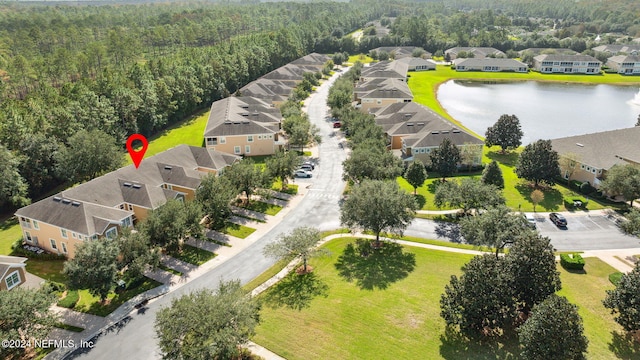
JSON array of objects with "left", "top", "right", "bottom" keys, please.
[
  {"left": 14, "top": 145, "right": 239, "bottom": 259},
  {"left": 354, "top": 78, "right": 413, "bottom": 113},
  {"left": 533, "top": 54, "right": 601, "bottom": 74}
]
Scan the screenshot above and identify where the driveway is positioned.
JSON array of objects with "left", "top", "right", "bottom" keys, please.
[{"left": 67, "top": 70, "right": 348, "bottom": 360}]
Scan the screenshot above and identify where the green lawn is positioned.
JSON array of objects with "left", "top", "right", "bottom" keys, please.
[
  {"left": 25, "top": 259, "right": 66, "bottom": 284},
  {"left": 167, "top": 244, "right": 216, "bottom": 266},
  {"left": 124, "top": 109, "right": 209, "bottom": 164},
  {"left": 271, "top": 182, "right": 298, "bottom": 195},
  {"left": 221, "top": 221, "right": 256, "bottom": 239},
  {"left": 242, "top": 258, "right": 293, "bottom": 292},
  {"left": 243, "top": 201, "right": 283, "bottom": 216},
  {"left": 254, "top": 238, "right": 630, "bottom": 359},
  {"left": 158, "top": 264, "right": 183, "bottom": 276},
  {"left": 74, "top": 278, "right": 162, "bottom": 317},
  {"left": 0, "top": 218, "right": 22, "bottom": 255}
]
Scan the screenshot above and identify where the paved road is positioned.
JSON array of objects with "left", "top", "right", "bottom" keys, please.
[
  {"left": 69, "top": 72, "right": 348, "bottom": 360},
  {"left": 404, "top": 213, "right": 640, "bottom": 251}
]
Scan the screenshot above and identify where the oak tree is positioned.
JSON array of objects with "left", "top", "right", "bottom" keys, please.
[
  {"left": 430, "top": 138, "right": 461, "bottom": 181},
  {"left": 403, "top": 160, "right": 428, "bottom": 195},
  {"left": 64, "top": 239, "right": 119, "bottom": 302},
  {"left": 485, "top": 114, "right": 524, "bottom": 153},
  {"left": 263, "top": 227, "right": 327, "bottom": 273},
  {"left": 515, "top": 140, "right": 560, "bottom": 187},
  {"left": 599, "top": 164, "right": 640, "bottom": 206},
  {"left": 603, "top": 263, "right": 640, "bottom": 333}
]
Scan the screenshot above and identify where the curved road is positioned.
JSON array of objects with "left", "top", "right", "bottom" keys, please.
[{"left": 70, "top": 71, "right": 348, "bottom": 359}]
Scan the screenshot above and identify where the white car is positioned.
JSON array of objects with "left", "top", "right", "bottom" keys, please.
[
  {"left": 525, "top": 213, "right": 536, "bottom": 229},
  {"left": 294, "top": 170, "right": 312, "bottom": 178}
]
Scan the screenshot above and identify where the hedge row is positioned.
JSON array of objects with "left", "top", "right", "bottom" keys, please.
[{"left": 560, "top": 253, "right": 586, "bottom": 270}]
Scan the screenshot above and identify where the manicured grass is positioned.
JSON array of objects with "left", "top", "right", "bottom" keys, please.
[
  {"left": 25, "top": 259, "right": 66, "bottom": 284},
  {"left": 609, "top": 271, "right": 623, "bottom": 286},
  {"left": 158, "top": 264, "right": 183, "bottom": 276},
  {"left": 394, "top": 234, "right": 494, "bottom": 253},
  {"left": 557, "top": 257, "right": 625, "bottom": 359},
  {"left": 271, "top": 181, "right": 298, "bottom": 195},
  {"left": 242, "top": 258, "right": 293, "bottom": 292},
  {"left": 347, "top": 54, "right": 374, "bottom": 64},
  {"left": 57, "top": 289, "right": 79, "bottom": 308},
  {"left": 74, "top": 278, "right": 162, "bottom": 317},
  {"left": 124, "top": 109, "right": 209, "bottom": 164},
  {"left": 254, "top": 237, "right": 478, "bottom": 359},
  {"left": 167, "top": 244, "right": 216, "bottom": 266},
  {"left": 243, "top": 201, "right": 283, "bottom": 216},
  {"left": 221, "top": 221, "right": 256, "bottom": 239},
  {"left": 54, "top": 322, "right": 84, "bottom": 333},
  {"left": 0, "top": 218, "right": 22, "bottom": 255},
  {"left": 407, "top": 66, "right": 640, "bottom": 134}
]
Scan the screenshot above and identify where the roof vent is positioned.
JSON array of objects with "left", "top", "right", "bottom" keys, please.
[
  {"left": 417, "top": 122, "right": 425, "bottom": 126},
  {"left": 123, "top": 182, "right": 132, "bottom": 187},
  {"left": 71, "top": 201, "right": 81, "bottom": 207},
  {"left": 224, "top": 121, "right": 232, "bottom": 125},
  {"left": 242, "top": 121, "right": 250, "bottom": 124},
  {"left": 407, "top": 123, "right": 414, "bottom": 126},
  {"left": 62, "top": 199, "right": 71, "bottom": 204},
  {"left": 576, "top": 143, "right": 584, "bottom": 147},
  {"left": 252, "top": 113, "right": 259, "bottom": 116},
  {"left": 164, "top": 165, "right": 173, "bottom": 170},
  {"left": 233, "top": 121, "right": 241, "bottom": 124},
  {"left": 432, "top": 131, "right": 439, "bottom": 134},
  {"left": 132, "top": 184, "right": 142, "bottom": 189},
  {"left": 452, "top": 129, "right": 461, "bottom": 133},
  {"left": 442, "top": 130, "right": 450, "bottom": 134},
  {"left": 53, "top": 196, "right": 62, "bottom": 202},
  {"left": 404, "top": 113, "right": 412, "bottom": 118},
  {"left": 242, "top": 113, "right": 249, "bottom": 117},
  {"left": 241, "top": 105, "right": 249, "bottom": 109}
]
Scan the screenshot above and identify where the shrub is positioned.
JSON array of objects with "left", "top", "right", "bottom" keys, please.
[
  {"left": 579, "top": 181, "right": 594, "bottom": 194},
  {"left": 57, "top": 290, "right": 79, "bottom": 309},
  {"left": 570, "top": 180, "right": 583, "bottom": 190},
  {"left": 560, "top": 253, "right": 586, "bottom": 270}
]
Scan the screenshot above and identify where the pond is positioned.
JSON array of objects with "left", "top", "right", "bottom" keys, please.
[{"left": 436, "top": 80, "right": 640, "bottom": 144}]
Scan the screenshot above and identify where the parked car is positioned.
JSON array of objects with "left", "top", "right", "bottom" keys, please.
[
  {"left": 524, "top": 213, "right": 536, "bottom": 229},
  {"left": 333, "top": 122, "right": 341, "bottom": 128},
  {"left": 294, "top": 170, "right": 312, "bottom": 178},
  {"left": 549, "top": 212, "right": 567, "bottom": 227},
  {"left": 301, "top": 161, "right": 315, "bottom": 170}
]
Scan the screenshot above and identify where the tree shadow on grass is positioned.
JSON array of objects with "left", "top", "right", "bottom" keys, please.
[
  {"left": 334, "top": 239, "right": 416, "bottom": 290},
  {"left": 609, "top": 330, "right": 640, "bottom": 359},
  {"left": 485, "top": 150, "right": 519, "bottom": 168},
  {"left": 514, "top": 183, "right": 563, "bottom": 211},
  {"left": 264, "top": 271, "right": 329, "bottom": 311},
  {"left": 414, "top": 194, "right": 426, "bottom": 209},
  {"left": 439, "top": 327, "right": 520, "bottom": 360},
  {"left": 435, "top": 221, "right": 464, "bottom": 243}
]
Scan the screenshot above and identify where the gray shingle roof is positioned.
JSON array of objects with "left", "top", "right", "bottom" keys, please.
[
  {"left": 534, "top": 54, "right": 600, "bottom": 63},
  {"left": 404, "top": 129, "right": 483, "bottom": 148},
  {"left": 518, "top": 48, "right": 576, "bottom": 56},
  {"left": 361, "top": 60, "right": 409, "bottom": 80},
  {"left": 397, "top": 57, "right": 436, "bottom": 68},
  {"left": 445, "top": 47, "right": 505, "bottom": 58},
  {"left": 550, "top": 127, "right": 640, "bottom": 170},
  {"left": 205, "top": 97, "right": 282, "bottom": 137},
  {"left": 370, "top": 47, "right": 430, "bottom": 59},
  {"left": 290, "top": 53, "right": 331, "bottom": 67},
  {"left": 593, "top": 44, "right": 640, "bottom": 54},
  {"left": 355, "top": 78, "right": 412, "bottom": 99},
  {"left": 607, "top": 55, "right": 640, "bottom": 63},
  {"left": 453, "top": 58, "right": 527, "bottom": 68}
]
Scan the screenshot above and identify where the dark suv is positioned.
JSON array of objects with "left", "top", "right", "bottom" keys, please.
[{"left": 549, "top": 212, "right": 567, "bottom": 227}]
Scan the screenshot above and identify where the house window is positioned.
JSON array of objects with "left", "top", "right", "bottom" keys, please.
[
  {"left": 61, "top": 242, "right": 68, "bottom": 254},
  {"left": 5, "top": 271, "right": 21, "bottom": 290},
  {"left": 122, "top": 217, "right": 132, "bottom": 228},
  {"left": 33, "top": 221, "right": 39, "bottom": 230},
  {"left": 234, "top": 146, "right": 241, "bottom": 154},
  {"left": 220, "top": 137, "right": 226, "bottom": 144},
  {"left": 25, "top": 231, "right": 32, "bottom": 243},
  {"left": 50, "top": 239, "right": 58, "bottom": 251},
  {"left": 72, "top": 232, "right": 77, "bottom": 239},
  {"left": 247, "top": 135, "right": 253, "bottom": 142},
  {"left": 269, "top": 135, "right": 273, "bottom": 139},
  {"left": 258, "top": 135, "right": 262, "bottom": 140},
  {"left": 581, "top": 164, "right": 585, "bottom": 169},
  {"left": 206, "top": 137, "right": 218, "bottom": 146},
  {"left": 376, "top": 100, "right": 382, "bottom": 105},
  {"left": 105, "top": 227, "right": 118, "bottom": 240},
  {"left": 245, "top": 145, "right": 251, "bottom": 154},
  {"left": 91, "top": 235, "right": 98, "bottom": 240},
  {"left": 61, "top": 229, "right": 68, "bottom": 238}
]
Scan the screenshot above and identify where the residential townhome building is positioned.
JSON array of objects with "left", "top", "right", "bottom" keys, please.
[
  {"left": 0, "top": 256, "right": 28, "bottom": 291},
  {"left": 606, "top": 55, "right": 640, "bottom": 75},
  {"left": 371, "top": 102, "right": 484, "bottom": 164},
  {"left": 518, "top": 48, "right": 576, "bottom": 57},
  {"left": 204, "top": 96, "right": 286, "bottom": 156},
  {"left": 238, "top": 79, "right": 293, "bottom": 107},
  {"left": 289, "top": 52, "right": 331, "bottom": 70},
  {"left": 592, "top": 44, "right": 640, "bottom": 56},
  {"left": 533, "top": 54, "right": 602, "bottom": 74},
  {"left": 360, "top": 60, "right": 409, "bottom": 82},
  {"left": 260, "top": 64, "right": 308, "bottom": 84},
  {"left": 453, "top": 58, "right": 528, "bottom": 72},
  {"left": 445, "top": 47, "right": 505, "bottom": 60},
  {"left": 14, "top": 145, "right": 239, "bottom": 259},
  {"left": 550, "top": 127, "right": 640, "bottom": 188},
  {"left": 397, "top": 57, "right": 436, "bottom": 71},
  {"left": 354, "top": 78, "right": 413, "bottom": 113},
  {"left": 369, "top": 47, "right": 431, "bottom": 60}
]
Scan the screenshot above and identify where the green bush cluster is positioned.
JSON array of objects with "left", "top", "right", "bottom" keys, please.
[
  {"left": 11, "top": 246, "right": 66, "bottom": 260},
  {"left": 560, "top": 253, "right": 586, "bottom": 270},
  {"left": 57, "top": 290, "right": 79, "bottom": 309}
]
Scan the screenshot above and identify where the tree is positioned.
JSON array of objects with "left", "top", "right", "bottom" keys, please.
[
  {"left": 196, "top": 174, "right": 238, "bottom": 230},
  {"left": 459, "top": 205, "right": 535, "bottom": 257},
  {"left": 0, "top": 287, "right": 58, "bottom": 359},
  {"left": 430, "top": 138, "right": 461, "bottom": 181},
  {"left": 403, "top": 160, "right": 428, "bottom": 195},
  {"left": 481, "top": 160, "right": 504, "bottom": 189},
  {"left": 603, "top": 263, "right": 640, "bottom": 333},
  {"left": 265, "top": 150, "right": 301, "bottom": 189},
  {"left": 223, "top": 159, "right": 266, "bottom": 204},
  {"left": 519, "top": 295, "right": 588, "bottom": 360},
  {"left": 558, "top": 152, "right": 581, "bottom": 185},
  {"left": 142, "top": 199, "right": 190, "bottom": 249},
  {"left": 342, "top": 140, "right": 403, "bottom": 183},
  {"left": 485, "top": 114, "right": 524, "bottom": 153},
  {"left": 116, "top": 228, "right": 160, "bottom": 280},
  {"left": 600, "top": 164, "right": 640, "bottom": 206},
  {"left": 515, "top": 139, "right": 560, "bottom": 187},
  {"left": 341, "top": 180, "right": 417, "bottom": 245},
  {"left": 64, "top": 239, "right": 119, "bottom": 302},
  {"left": 18, "top": 133, "right": 61, "bottom": 197},
  {"left": 530, "top": 189, "right": 544, "bottom": 211},
  {"left": 506, "top": 233, "right": 561, "bottom": 314},
  {"left": 0, "top": 145, "right": 30, "bottom": 208},
  {"left": 263, "top": 227, "right": 327, "bottom": 273},
  {"left": 619, "top": 208, "right": 640, "bottom": 237},
  {"left": 55, "top": 129, "right": 124, "bottom": 184},
  {"left": 440, "top": 255, "right": 512, "bottom": 337},
  {"left": 636, "top": 114, "right": 640, "bottom": 127},
  {"left": 434, "top": 178, "right": 505, "bottom": 215},
  {"left": 155, "top": 281, "right": 260, "bottom": 360}
]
